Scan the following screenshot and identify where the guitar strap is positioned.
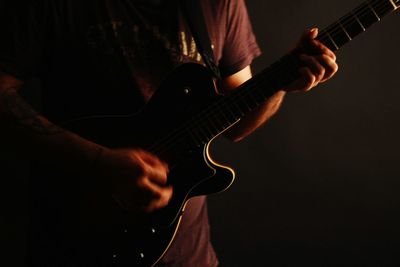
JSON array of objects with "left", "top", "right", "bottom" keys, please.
[{"left": 179, "top": 0, "right": 222, "bottom": 80}]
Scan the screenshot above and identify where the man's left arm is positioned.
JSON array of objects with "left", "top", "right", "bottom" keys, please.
[
  {"left": 220, "top": 66, "right": 286, "bottom": 142},
  {"left": 222, "top": 28, "right": 338, "bottom": 142}
]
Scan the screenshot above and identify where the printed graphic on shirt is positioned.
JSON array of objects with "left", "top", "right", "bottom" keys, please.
[
  {"left": 87, "top": 21, "right": 204, "bottom": 62},
  {"left": 86, "top": 20, "right": 206, "bottom": 101}
]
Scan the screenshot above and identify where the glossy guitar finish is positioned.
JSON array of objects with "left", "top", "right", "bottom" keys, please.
[{"left": 66, "top": 63, "right": 236, "bottom": 266}]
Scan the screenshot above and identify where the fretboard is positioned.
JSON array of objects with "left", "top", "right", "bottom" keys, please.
[
  {"left": 187, "top": 0, "right": 399, "bottom": 146},
  {"left": 317, "top": 0, "right": 399, "bottom": 51}
]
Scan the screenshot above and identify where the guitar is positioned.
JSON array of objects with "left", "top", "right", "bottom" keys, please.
[{"left": 64, "top": 0, "right": 399, "bottom": 266}]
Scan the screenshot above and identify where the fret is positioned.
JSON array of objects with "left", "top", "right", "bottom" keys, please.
[
  {"left": 186, "top": 0, "right": 399, "bottom": 145},
  {"left": 210, "top": 107, "right": 240, "bottom": 135},
  {"left": 325, "top": 24, "right": 351, "bottom": 48},
  {"left": 341, "top": 13, "right": 365, "bottom": 38},
  {"left": 268, "top": 54, "right": 300, "bottom": 88},
  {"left": 189, "top": 129, "right": 203, "bottom": 146},
  {"left": 228, "top": 107, "right": 241, "bottom": 123},
  {"left": 230, "top": 88, "right": 263, "bottom": 119},
  {"left": 232, "top": 104, "right": 245, "bottom": 118},
  {"left": 220, "top": 105, "right": 240, "bottom": 123},
  {"left": 199, "top": 122, "right": 215, "bottom": 141},
  {"left": 243, "top": 92, "right": 259, "bottom": 110},
  {"left": 339, "top": 21, "right": 352, "bottom": 41},
  {"left": 351, "top": 11, "right": 366, "bottom": 32},
  {"left": 356, "top": 3, "right": 380, "bottom": 28},
  {"left": 231, "top": 101, "right": 245, "bottom": 117},
  {"left": 237, "top": 97, "right": 252, "bottom": 113},
  {"left": 256, "top": 85, "right": 267, "bottom": 99},
  {"left": 250, "top": 88, "right": 264, "bottom": 104},
  {"left": 209, "top": 116, "right": 225, "bottom": 135},
  {"left": 220, "top": 111, "right": 234, "bottom": 127},
  {"left": 212, "top": 113, "right": 228, "bottom": 131},
  {"left": 370, "top": 0, "right": 396, "bottom": 17},
  {"left": 318, "top": 33, "right": 339, "bottom": 51},
  {"left": 248, "top": 89, "right": 264, "bottom": 107},
  {"left": 222, "top": 103, "right": 240, "bottom": 120},
  {"left": 320, "top": 30, "right": 339, "bottom": 51},
  {"left": 191, "top": 128, "right": 208, "bottom": 145},
  {"left": 366, "top": 1, "right": 381, "bottom": 21}
]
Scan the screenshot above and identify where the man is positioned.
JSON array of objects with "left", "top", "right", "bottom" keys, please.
[{"left": 0, "top": 0, "right": 337, "bottom": 266}]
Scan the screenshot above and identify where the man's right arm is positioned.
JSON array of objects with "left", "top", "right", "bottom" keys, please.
[
  {"left": 0, "top": 71, "right": 172, "bottom": 213},
  {"left": 0, "top": 72, "right": 105, "bottom": 166}
]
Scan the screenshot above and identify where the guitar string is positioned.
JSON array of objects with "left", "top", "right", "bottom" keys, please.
[
  {"left": 146, "top": 0, "right": 393, "bottom": 158},
  {"left": 317, "top": 0, "right": 392, "bottom": 47},
  {"left": 146, "top": 0, "right": 392, "bottom": 158},
  {"left": 148, "top": 0, "right": 392, "bottom": 159}
]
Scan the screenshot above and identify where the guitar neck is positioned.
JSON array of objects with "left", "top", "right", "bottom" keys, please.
[
  {"left": 187, "top": 0, "right": 399, "bottom": 146},
  {"left": 317, "top": 0, "right": 399, "bottom": 51}
]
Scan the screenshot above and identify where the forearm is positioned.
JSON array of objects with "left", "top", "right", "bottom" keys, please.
[
  {"left": 224, "top": 90, "right": 286, "bottom": 142},
  {"left": 0, "top": 87, "right": 103, "bottom": 170}
]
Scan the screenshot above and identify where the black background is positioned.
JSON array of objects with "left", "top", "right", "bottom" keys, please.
[
  {"left": 1, "top": 0, "right": 400, "bottom": 266},
  {"left": 208, "top": 1, "right": 400, "bottom": 266}
]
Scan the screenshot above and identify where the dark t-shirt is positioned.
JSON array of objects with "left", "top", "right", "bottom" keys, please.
[{"left": 0, "top": 0, "right": 261, "bottom": 266}]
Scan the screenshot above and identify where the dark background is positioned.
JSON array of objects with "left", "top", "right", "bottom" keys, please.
[
  {"left": 208, "top": 1, "right": 400, "bottom": 266},
  {"left": 1, "top": 0, "right": 400, "bottom": 266}
]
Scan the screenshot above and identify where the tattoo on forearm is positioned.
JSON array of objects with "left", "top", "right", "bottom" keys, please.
[{"left": 1, "top": 89, "right": 64, "bottom": 135}]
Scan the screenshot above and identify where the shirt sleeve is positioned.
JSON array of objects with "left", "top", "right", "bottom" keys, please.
[
  {"left": 218, "top": 0, "right": 261, "bottom": 78},
  {"left": 0, "top": 1, "right": 46, "bottom": 81}
]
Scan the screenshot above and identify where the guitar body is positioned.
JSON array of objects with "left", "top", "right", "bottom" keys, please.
[
  {"left": 63, "top": 63, "right": 235, "bottom": 266},
  {"left": 31, "top": 1, "right": 399, "bottom": 264}
]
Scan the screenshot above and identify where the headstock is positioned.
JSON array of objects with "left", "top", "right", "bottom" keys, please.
[{"left": 392, "top": 0, "right": 400, "bottom": 9}]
